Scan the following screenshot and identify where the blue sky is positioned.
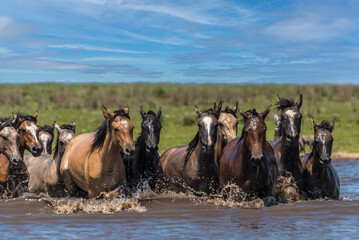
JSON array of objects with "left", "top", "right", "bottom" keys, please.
[{"left": 0, "top": 0, "right": 359, "bottom": 84}]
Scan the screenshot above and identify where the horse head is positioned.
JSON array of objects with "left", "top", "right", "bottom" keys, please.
[
  {"left": 312, "top": 119, "right": 335, "bottom": 167},
  {"left": 239, "top": 105, "right": 271, "bottom": 167},
  {"left": 140, "top": 106, "right": 162, "bottom": 153},
  {"left": 0, "top": 121, "right": 22, "bottom": 165}
]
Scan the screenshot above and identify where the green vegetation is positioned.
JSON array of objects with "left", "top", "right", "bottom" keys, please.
[{"left": 0, "top": 83, "right": 358, "bottom": 153}]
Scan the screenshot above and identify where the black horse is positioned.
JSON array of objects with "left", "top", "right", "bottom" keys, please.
[{"left": 125, "top": 107, "right": 162, "bottom": 191}]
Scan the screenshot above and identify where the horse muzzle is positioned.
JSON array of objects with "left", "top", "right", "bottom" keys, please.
[
  {"left": 124, "top": 148, "right": 136, "bottom": 157},
  {"left": 9, "top": 155, "right": 23, "bottom": 166},
  {"left": 285, "top": 134, "right": 299, "bottom": 145},
  {"left": 251, "top": 156, "right": 264, "bottom": 167},
  {"left": 31, "top": 145, "right": 43, "bottom": 157},
  {"left": 145, "top": 145, "right": 158, "bottom": 153},
  {"left": 319, "top": 157, "right": 331, "bottom": 166}
]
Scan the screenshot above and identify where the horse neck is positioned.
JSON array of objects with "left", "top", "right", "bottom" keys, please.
[
  {"left": 309, "top": 147, "right": 329, "bottom": 181},
  {"left": 133, "top": 134, "right": 156, "bottom": 173},
  {"left": 280, "top": 135, "right": 301, "bottom": 174},
  {"left": 215, "top": 129, "right": 226, "bottom": 162},
  {"left": 53, "top": 140, "right": 66, "bottom": 172},
  {"left": 99, "top": 129, "right": 122, "bottom": 166},
  {"left": 18, "top": 143, "right": 26, "bottom": 158}
]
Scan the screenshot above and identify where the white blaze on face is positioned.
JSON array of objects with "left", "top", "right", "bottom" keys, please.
[
  {"left": 285, "top": 110, "right": 297, "bottom": 137},
  {"left": 26, "top": 123, "right": 40, "bottom": 143},
  {"left": 120, "top": 120, "right": 128, "bottom": 129},
  {"left": 39, "top": 132, "right": 51, "bottom": 152},
  {"left": 203, "top": 116, "right": 213, "bottom": 144}
]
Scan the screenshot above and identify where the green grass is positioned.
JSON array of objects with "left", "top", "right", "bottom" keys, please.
[{"left": 0, "top": 83, "right": 358, "bottom": 154}]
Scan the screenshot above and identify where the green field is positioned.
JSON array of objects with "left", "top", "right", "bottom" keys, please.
[{"left": 0, "top": 83, "right": 358, "bottom": 154}]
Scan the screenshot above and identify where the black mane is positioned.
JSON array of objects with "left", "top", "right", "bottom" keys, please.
[
  {"left": 275, "top": 98, "right": 295, "bottom": 111},
  {"left": 223, "top": 106, "right": 237, "bottom": 118},
  {"left": 0, "top": 116, "right": 11, "bottom": 123},
  {"left": 14, "top": 114, "right": 37, "bottom": 129},
  {"left": 0, "top": 120, "right": 15, "bottom": 131},
  {"left": 89, "top": 109, "right": 130, "bottom": 154},
  {"left": 239, "top": 109, "right": 259, "bottom": 140},
  {"left": 40, "top": 125, "right": 54, "bottom": 137},
  {"left": 316, "top": 120, "right": 332, "bottom": 131}
]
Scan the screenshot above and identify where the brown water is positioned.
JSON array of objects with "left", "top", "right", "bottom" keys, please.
[{"left": 1, "top": 160, "right": 358, "bottom": 239}]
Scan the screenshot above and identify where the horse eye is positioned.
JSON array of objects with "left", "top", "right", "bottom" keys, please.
[
  {"left": 218, "top": 123, "right": 223, "bottom": 127},
  {"left": 1, "top": 136, "right": 7, "bottom": 141},
  {"left": 114, "top": 128, "right": 119, "bottom": 132}
]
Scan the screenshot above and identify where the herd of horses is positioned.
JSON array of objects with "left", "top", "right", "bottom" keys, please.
[{"left": 0, "top": 94, "right": 340, "bottom": 203}]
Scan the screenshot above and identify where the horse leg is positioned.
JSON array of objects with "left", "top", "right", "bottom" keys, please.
[{"left": 61, "top": 169, "right": 84, "bottom": 197}]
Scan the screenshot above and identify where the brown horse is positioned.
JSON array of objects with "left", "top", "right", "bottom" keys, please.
[
  {"left": 220, "top": 106, "right": 277, "bottom": 198},
  {"left": 0, "top": 120, "right": 22, "bottom": 195},
  {"left": 60, "top": 106, "right": 135, "bottom": 198},
  {"left": 215, "top": 102, "right": 238, "bottom": 169},
  {"left": 0, "top": 111, "right": 42, "bottom": 196},
  {"left": 25, "top": 121, "right": 76, "bottom": 196},
  {"left": 159, "top": 104, "right": 221, "bottom": 195},
  {"left": 272, "top": 94, "right": 304, "bottom": 190},
  {"left": 301, "top": 119, "right": 340, "bottom": 199},
  {"left": 38, "top": 124, "right": 55, "bottom": 154}
]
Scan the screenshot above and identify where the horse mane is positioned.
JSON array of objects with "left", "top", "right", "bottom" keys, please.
[
  {"left": 0, "top": 116, "right": 11, "bottom": 123},
  {"left": 275, "top": 98, "right": 295, "bottom": 111},
  {"left": 200, "top": 108, "right": 219, "bottom": 119},
  {"left": 40, "top": 125, "right": 54, "bottom": 137},
  {"left": 89, "top": 109, "right": 130, "bottom": 154},
  {"left": 0, "top": 120, "right": 15, "bottom": 131},
  {"left": 53, "top": 124, "right": 76, "bottom": 157},
  {"left": 14, "top": 113, "right": 37, "bottom": 129},
  {"left": 223, "top": 106, "right": 237, "bottom": 118},
  {"left": 316, "top": 120, "right": 332, "bottom": 131}
]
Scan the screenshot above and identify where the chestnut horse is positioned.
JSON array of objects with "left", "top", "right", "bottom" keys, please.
[
  {"left": 0, "top": 112, "right": 42, "bottom": 196},
  {"left": 25, "top": 121, "right": 76, "bottom": 196},
  {"left": 215, "top": 102, "right": 238, "bottom": 169},
  {"left": 272, "top": 94, "right": 304, "bottom": 190},
  {"left": 159, "top": 104, "right": 221, "bottom": 195},
  {"left": 126, "top": 107, "right": 162, "bottom": 191},
  {"left": 220, "top": 106, "right": 277, "bottom": 198},
  {"left": 301, "top": 119, "right": 340, "bottom": 199},
  {"left": 60, "top": 106, "right": 135, "bottom": 198},
  {"left": 0, "top": 120, "right": 22, "bottom": 195},
  {"left": 38, "top": 124, "right": 55, "bottom": 154}
]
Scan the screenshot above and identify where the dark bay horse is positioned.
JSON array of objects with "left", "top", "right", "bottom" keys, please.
[
  {"left": 0, "top": 111, "right": 42, "bottom": 196},
  {"left": 126, "top": 107, "right": 162, "bottom": 191},
  {"left": 301, "top": 119, "right": 340, "bottom": 199},
  {"left": 25, "top": 121, "right": 76, "bottom": 196},
  {"left": 220, "top": 106, "right": 278, "bottom": 198},
  {"left": 0, "top": 120, "right": 22, "bottom": 195},
  {"left": 159, "top": 105, "right": 221, "bottom": 195},
  {"left": 272, "top": 94, "right": 304, "bottom": 190},
  {"left": 39, "top": 124, "right": 55, "bottom": 154},
  {"left": 60, "top": 106, "right": 135, "bottom": 198},
  {"left": 215, "top": 102, "right": 238, "bottom": 169}
]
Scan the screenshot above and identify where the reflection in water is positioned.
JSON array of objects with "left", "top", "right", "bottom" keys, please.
[{"left": 0, "top": 160, "right": 358, "bottom": 238}]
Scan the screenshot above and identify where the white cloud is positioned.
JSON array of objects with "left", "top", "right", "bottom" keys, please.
[{"left": 48, "top": 44, "right": 146, "bottom": 54}]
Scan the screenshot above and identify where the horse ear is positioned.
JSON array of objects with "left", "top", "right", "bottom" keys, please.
[
  {"left": 140, "top": 106, "right": 146, "bottom": 119},
  {"left": 102, "top": 105, "right": 114, "bottom": 119},
  {"left": 260, "top": 105, "right": 271, "bottom": 120},
  {"left": 12, "top": 112, "right": 17, "bottom": 124},
  {"left": 312, "top": 118, "right": 318, "bottom": 131},
  {"left": 238, "top": 107, "right": 248, "bottom": 120},
  {"left": 213, "top": 102, "right": 217, "bottom": 111},
  {"left": 216, "top": 101, "right": 222, "bottom": 116},
  {"left": 156, "top": 107, "right": 162, "bottom": 119},
  {"left": 53, "top": 121, "right": 62, "bottom": 133},
  {"left": 195, "top": 105, "right": 202, "bottom": 117},
  {"left": 232, "top": 102, "right": 238, "bottom": 113},
  {"left": 72, "top": 120, "right": 76, "bottom": 129},
  {"left": 124, "top": 104, "right": 130, "bottom": 115},
  {"left": 295, "top": 94, "right": 303, "bottom": 109},
  {"left": 33, "top": 110, "right": 38, "bottom": 119},
  {"left": 277, "top": 95, "right": 281, "bottom": 102},
  {"left": 329, "top": 118, "right": 335, "bottom": 132}
]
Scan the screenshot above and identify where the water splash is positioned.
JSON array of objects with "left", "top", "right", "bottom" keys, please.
[{"left": 273, "top": 172, "right": 301, "bottom": 202}]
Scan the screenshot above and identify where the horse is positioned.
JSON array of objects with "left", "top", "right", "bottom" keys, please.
[
  {"left": 0, "top": 120, "right": 22, "bottom": 196},
  {"left": 299, "top": 135, "right": 314, "bottom": 153},
  {"left": 0, "top": 111, "right": 42, "bottom": 197},
  {"left": 220, "top": 106, "right": 278, "bottom": 198},
  {"left": 158, "top": 104, "right": 221, "bottom": 195},
  {"left": 126, "top": 107, "right": 162, "bottom": 191},
  {"left": 39, "top": 124, "right": 55, "bottom": 154},
  {"left": 272, "top": 94, "right": 304, "bottom": 190},
  {"left": 301, "top": 119, "right": 340, "bottom": 199},
  {"left": 25, "top": 121, "right": 76, "bottom": 197},
  {"left": 60, "top": 106, "right": 135, "bottom": 198},
  {"left": 215, "top": 102, "right": 238, "bottom": 169}
]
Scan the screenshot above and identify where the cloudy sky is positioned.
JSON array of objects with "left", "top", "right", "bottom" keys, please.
[{"left": 0, "top": 0, "right": 358, "bottom": 84}]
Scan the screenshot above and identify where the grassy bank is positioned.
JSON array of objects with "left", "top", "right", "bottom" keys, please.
[{"left": 0, "top": 83, "right": 358, "bottom": 154}]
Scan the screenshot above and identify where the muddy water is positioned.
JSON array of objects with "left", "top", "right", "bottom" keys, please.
[{"left": 1, "top": 160, "right": 358, "bottom": 239}]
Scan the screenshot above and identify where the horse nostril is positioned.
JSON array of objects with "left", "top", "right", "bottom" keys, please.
[{"left": 129, "top": 149, "right": 136, "bottom": 156}]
